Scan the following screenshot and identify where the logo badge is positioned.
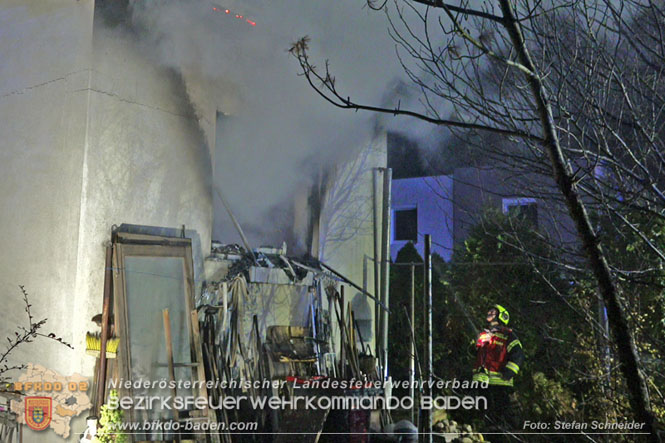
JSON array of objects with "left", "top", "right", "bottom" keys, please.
[{"left": 25, "top": 397, "right": 52, "bottom": 431}]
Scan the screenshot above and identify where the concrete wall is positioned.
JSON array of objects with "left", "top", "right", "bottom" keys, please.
[
  {"left": 0, "top": 2, "right": 215, "bottom": 441},
  {"left": 390, "top": 176, "right": 454, "bottom": 261}
]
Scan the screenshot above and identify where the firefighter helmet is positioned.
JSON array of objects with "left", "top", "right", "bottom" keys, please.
[{"left": 494, "top": 304, "right": 510, "bottom": 325}]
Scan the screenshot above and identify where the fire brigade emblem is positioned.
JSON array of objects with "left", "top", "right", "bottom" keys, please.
[{"left": 25, "top": 397, "right": 52, "bottom": 431}]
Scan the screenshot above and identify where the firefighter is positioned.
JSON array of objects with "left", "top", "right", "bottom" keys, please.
[{"left": 472, "top": 304, "right": 524, "bottom": 427}]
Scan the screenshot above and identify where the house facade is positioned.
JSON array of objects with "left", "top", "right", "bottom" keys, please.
[{"left": 388, "top": 135, "right": 577, "bottom": 262}]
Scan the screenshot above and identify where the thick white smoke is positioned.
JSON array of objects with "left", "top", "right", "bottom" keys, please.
[
  {"left": 128, "top": 0, "right": 460, "bottom": 248},
  {"left": 128, "top": 0, "right": 396, "bottom": 247}
]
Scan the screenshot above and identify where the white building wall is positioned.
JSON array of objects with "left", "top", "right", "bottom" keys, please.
[
  {"left": 319, "top": 132, "right": 387, "bottom": 351},
  {"left": 390, "top": 175, "right": 454, "bottom": 261},
  {"left": 1, "top": 3, "right": 215, "bottom": 441},
  {"left": 0, "top": 0, "right": 96, "bottom": 379}
]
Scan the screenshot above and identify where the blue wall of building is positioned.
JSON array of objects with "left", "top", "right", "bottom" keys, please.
[{"left": 391, "top": 175, "right": 454, "bottom": 261}]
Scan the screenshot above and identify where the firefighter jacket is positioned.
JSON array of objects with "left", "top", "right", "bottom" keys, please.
[{"left": 472, "top": 325, "right": 524, "bottom": 387}]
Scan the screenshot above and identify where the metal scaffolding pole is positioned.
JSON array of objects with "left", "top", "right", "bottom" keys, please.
[
  {"left": 372, "top": 168, "right": 381, "bottom": 360},
  {"left": 423, "top": 234, "right": 433, "bottom": 442},
  {"left": 380, "top": 168, "right": 392, "bottom": 379}
]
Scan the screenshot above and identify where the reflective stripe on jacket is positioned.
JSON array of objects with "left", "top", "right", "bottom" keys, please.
[{"left": 472, "top": 369, "right": 515, "bottom": 386}]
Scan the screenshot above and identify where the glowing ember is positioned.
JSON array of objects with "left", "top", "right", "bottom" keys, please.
[{"left": 211, "top": 3, "right": 255, "bottom": 27}]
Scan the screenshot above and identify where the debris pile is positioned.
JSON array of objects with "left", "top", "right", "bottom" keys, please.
[{"left": 198, "top": 243, "right": 386, "bottom": 441}]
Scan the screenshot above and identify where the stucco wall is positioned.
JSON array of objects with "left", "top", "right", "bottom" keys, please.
[
  {"left": 0, "top": 0, "right": 95, "bottom": 382},
  {"left": 0, "top": 3, "right": 95, "bottom": 442},
  {"left": 1, "top": 2, "right": 215, "bottom": 441}
]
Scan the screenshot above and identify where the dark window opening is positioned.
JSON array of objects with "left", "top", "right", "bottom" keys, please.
[{"left": 394, "top": 208, "right": 418, "bottom": 242}]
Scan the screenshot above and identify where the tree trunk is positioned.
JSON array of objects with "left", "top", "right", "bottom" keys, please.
[{"left": 498, "top": 1, "right": 657, "bottom": 440}]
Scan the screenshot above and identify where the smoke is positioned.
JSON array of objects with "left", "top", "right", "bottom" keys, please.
[
  {"left": 127, "top": 0, "right": 471, "bottom": 249},
  {"left": 126, "top": 0, "right": 412, "bottom": 248}
]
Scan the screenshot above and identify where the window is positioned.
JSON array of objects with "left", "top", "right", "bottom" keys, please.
[
  {"left": 113, "top": 232, "right": 212, "bottom": 438},
  {"left": 502, "top": 198, "right": 538, "bottom": 228},
  {"left": 394, "top": 208, "right": 418, "bottom": 242}
]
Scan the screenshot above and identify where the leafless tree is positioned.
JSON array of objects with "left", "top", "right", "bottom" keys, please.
[{"left": 290, "top": 0, "right": 664, "bottom": 439}]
